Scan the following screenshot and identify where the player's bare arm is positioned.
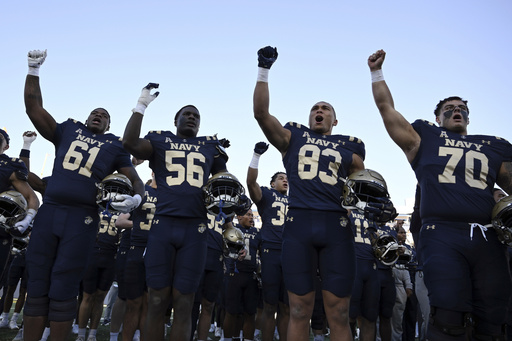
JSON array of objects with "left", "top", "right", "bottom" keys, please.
[
  {"left": 122, "top": 83, "right": 160, "bottom": 160},
  {"left": 10, "top": 173, "right": 39, "bottom": 212},
  {"left": 115, "top": 213, "right": 133, "bottom": 229},
  {"left": 24, "top": 50, "right": 57, "bottom": 141},
  {"left": 348, "top": 153, "right": 365, "bottom": 176},
  {"left": 253, "top": 46, "right": 291, "bottom": 156},
  {"left": 368, "top": 49, "right": 421, "bottom": 163},
  {"left": 247, "top": 142, "right": 269, "bottom": 204},
  {"left": 496, "top": 161, "right": 512, "bottom": 195}
]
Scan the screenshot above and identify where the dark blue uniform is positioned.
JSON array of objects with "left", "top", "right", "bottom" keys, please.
[
  {"left": 26, "top": 119, "right": 133, "bottom": 307},
  {"left": 125, "top": 185, "right": 157, "bottom": 300},
  {"left": 412, "top": 119, "right": 512, "bottom": 335},
  {"left": 281, "top": 122, "right": 365, "bottom": 297},
  {"left": 349, "top": 211, "right": 380, "bottom": 322},
  {"left": 82, "top": 213, "right": 120, "bottom": 294},
  {"left": 224, "top": 224, "right": 261, "bottom": 315},
  {"left": 143, "top": 130, "right": 227, "bottom": 293},
  {"left": 256, "top": 187, "right": 288, "bottom": 306},
  {"left": 377, "top": 225, "right": 397, "bottom": 320},
  {"left": 0, "top": 154, "right": 28, "bottom": 272}
]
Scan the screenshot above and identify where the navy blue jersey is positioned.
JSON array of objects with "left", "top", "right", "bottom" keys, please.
[
  {"left": 412, "top": 120, "right": 512, "bottom": 224},
  {"left": 206, "top": 213, "right": 223, "bottom": 252},
  {"left": 226, "top": 224, "right": 261, "bottom": 274},
  {"left": 144, "top": 130, "right": 227, "bottom": 218},
  {"left": 130, "top": 185, "right": 157, "bottom": 247},
  {"left": 255, "top": 187, "right": 288, "bottom": 249},
  {"left": 96, "top": 213, "right": 120, "bottom": 252},
  {"left": 350, "top": 211, "right": 377, "bottom": 261},
  {"left": 0, "top": 154, "right": 28, "bottom": 192},
  {"left": 43, "top": 119, "right": 133, "bottom": 208},
  {"left": 282, "top": 122, "right": 365, "bottom": 211}
]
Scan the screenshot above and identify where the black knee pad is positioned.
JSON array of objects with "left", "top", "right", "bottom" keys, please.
[
  {"left": 48, "top": 298, "right": 77, "bottom": 322},
  {"left": 428, "top": 306, "right": 473, "bottom": 339},
  {"left": 24, "top": 296, "right": 50, "bottom": 317}
]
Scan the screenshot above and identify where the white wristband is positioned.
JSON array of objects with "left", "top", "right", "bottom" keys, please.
[
  {"left": 257, "top": 67, "right": 269, "bottom": 83},
  {"left": 249, "top": 153, "right": 261, "bottom": 169},
  {"left": 28, "top": 67, "right": 40, "bottom": 77},
  {"left": 132, "top": 103, "right": 147, "bottom": 115},
  {"left": 26, "top": 208, "right": 37, "bottom": 221},
  {"left": 22, "top": 142, "right": 33, "bottom": 150},
  {"left": 371, "top": 69, "right": 384, "bottom": 83}
]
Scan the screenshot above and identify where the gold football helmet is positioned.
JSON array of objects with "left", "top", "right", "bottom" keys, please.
[
  {"left": 222, "top": 225, "right": 245, "bottom": 259},
  {"left": 492, "top": 195, "right": 512, "bottom": 246},
  {"left": 203, "top": 172, "right": 246, "bottom": 218},
  {"left": 96, "top": 173, "right": 134, "bottom": 214},
  {"left": 0, "top": 190, "right": 28, "bottom": 231}
]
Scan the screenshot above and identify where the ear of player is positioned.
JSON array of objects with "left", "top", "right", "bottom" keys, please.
[
  {"left": 342, "top": 169, "right": 398, "bottom": 223},
  {"left": 257, "top": 46, "right": 278, "bottom": 69},
  {"left": 492, "top": 195, "right": 512, "bottom": 246}
]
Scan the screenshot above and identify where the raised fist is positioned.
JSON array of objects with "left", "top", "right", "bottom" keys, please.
[
  {"left": 23, "top": 131, "right": 37, "bottom": 144},
  {"left": 28, "top": 49, "right": 47, "bottom": 68},
  {"left": 258, "top": 46, "right": 278, "bottom": 69},
  {"left": 254, "top": 142, "right": 269, "bottom": 155}
]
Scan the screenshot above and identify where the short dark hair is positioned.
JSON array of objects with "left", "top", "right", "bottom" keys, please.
[
  {"left": 434, "top": 96, "right": 469, "bottom": 117},
  {"left": 270, "top": 172, "right": 286, "bottom": 187},
  {"left": 174, "top": 105, "right": 199, "bottom": 123},
  {"left": 0, "top": 129, "right": 9, "bottom": 145}
]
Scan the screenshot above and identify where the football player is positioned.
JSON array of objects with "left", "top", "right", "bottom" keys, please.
[
  {"left": 122, "top": 84, "right": 230, "bottom": 341},
  {"left": 76, "top": 213, "right": 121, "bottom": 341},
  {"left": 369, "top": 49, "right": 512, "bottom": 340},
  {"left": 120, "top": 174, "right": 157, "bottom": 341},
  {"left": 0, "top": 129, "right": 39, "bottom": 277},
  {"left": 348, "top": 211, "right": 381, "bottom": 341},
  {"left": 223, "top": 210, "right": 261, "bottom": 341},
  {"left": 253, "top": 46, "right": 365, "bottom": 340},
  {"left": 23, "top": 50, "right": 144, "bottom": 341},
  {"left": 246, "top": 141, "right": 289, "bottom": 341}
]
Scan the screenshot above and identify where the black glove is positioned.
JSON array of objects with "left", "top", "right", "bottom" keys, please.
[
  {"left": 364, "top": 198, "right": 398, "bottom": 223},
  {"left": 254, "top": 142, "right": 269, "bottom": 155},
  {"left": 234, "top": 195, "right": 252, "bottom": 216},
  {"left": 258, "top": 46, "right": 278, "bottom": 69},
  {"left": 219, "top": 138, "right": 231, "bottom": 149}
]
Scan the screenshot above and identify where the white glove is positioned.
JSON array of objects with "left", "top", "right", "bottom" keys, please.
[
  {"left": 109, "top": 194, "right": 142, "bottom": 213},
  {"left": 27, "top": 49, "right": 47, "bottom": 76},
  {"left": 132, "top": 83, "right": 160, "bottom": 115},
  {"left": 13, "top": 208, "right": 36, "bottom": 237},
  {"left": 22, "top": 131, "right": 37, "bottom": 150}
]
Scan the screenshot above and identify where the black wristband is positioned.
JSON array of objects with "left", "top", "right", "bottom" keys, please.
[{"left": 19, "top": 149, "right": 30, "bottom": 158}]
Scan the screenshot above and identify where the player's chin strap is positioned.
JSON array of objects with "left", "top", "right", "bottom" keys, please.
[
  {"left": 469, "top": 223, "right": 491, "bottom": 241},
  {"left": 101, "top": 199, "right": 114, "bottom": 218},
  {"left": 215, "top": 199, "right": 228, "bottom": 225}
]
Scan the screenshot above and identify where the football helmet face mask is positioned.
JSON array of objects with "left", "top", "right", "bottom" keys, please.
[
  {"left": 222, "top": 225, "right": 245, "bottom": 259},
  {"left": 371, "top": 232, "right": 400, "bottom": 266},
  {"left": 491, "top": 195, "right": 512, "bottom": 246},
  {"left": 0, "top": 190, "right": 28, "bottom": 232},
  {"left": 12, "top": 236, "right": 30, "bottom": 255},
  {"left": 203, "top": 172, "right": 246, "bottom": 218},
  {"left": 342, "top": 169, "right": 397, "bottom": 223},
  {"left": 96, "top": 174, "right": 134, "bottom": 214}
]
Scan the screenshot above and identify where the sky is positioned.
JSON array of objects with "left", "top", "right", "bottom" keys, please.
[{"left": 2, "top": 0, "right": 511, "bottom": 214}]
